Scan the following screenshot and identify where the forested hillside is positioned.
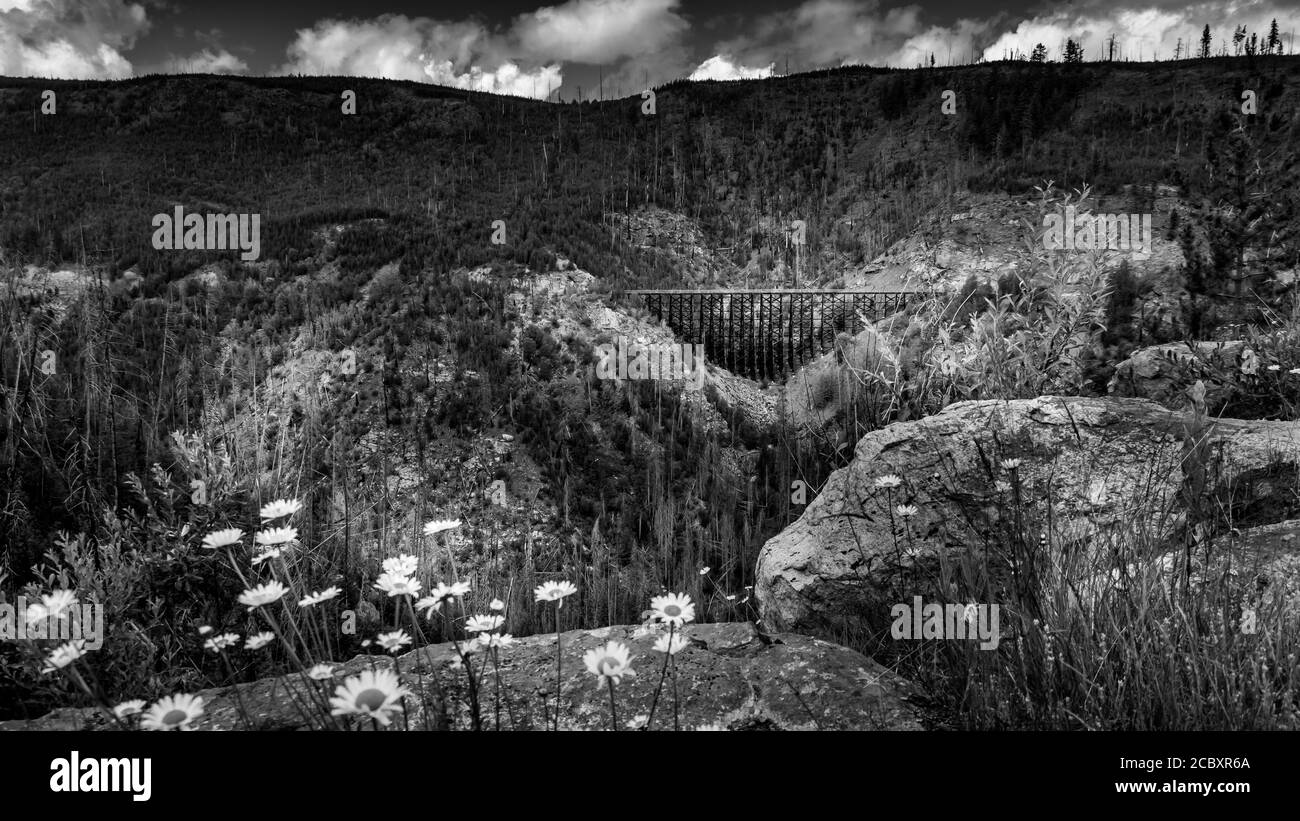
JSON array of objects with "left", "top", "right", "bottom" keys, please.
[{"left": 2, "top": 57, "right": 1298, "bottom": 723}]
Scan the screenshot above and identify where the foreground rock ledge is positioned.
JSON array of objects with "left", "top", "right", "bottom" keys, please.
[{"left": 0, "top": 623, "right": 922, "bottom": 731}]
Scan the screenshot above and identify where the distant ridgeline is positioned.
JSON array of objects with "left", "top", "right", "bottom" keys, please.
[
  {"left": 2, "top": 59, "right": 1296, "bottom": 287},
  {"left": 627, "top": 289, "right": 945, "bottom": 381}
]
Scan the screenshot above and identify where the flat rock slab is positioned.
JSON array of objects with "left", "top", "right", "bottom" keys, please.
[{"left": 0, "top": 623, "right": 921, "bottom": 731}]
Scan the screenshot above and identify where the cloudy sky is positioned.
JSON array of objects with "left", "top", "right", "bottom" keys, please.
[{"left": 1, "top": 0, "right": 1296, "bottom": 99}]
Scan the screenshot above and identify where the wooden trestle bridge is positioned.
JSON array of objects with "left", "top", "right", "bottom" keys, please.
[{"left": 625, "top": 289, "right": 943, "bottom": 381}]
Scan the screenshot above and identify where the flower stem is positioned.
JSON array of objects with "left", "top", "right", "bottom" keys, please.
[
  {"left": 647, "top": 625, "right": 672, "bottom": 729},
  {"left": 669, "top": 624, "right": 680, "bottom": 731},
  {"left": 492, "top": 647, "right": 502, "bottom": 731},
  {"left": 607, "top": 677, "right": 619, "bottom": 731},
  {"left": 553, "top": 604, "right": 562, "bottom": 732}
]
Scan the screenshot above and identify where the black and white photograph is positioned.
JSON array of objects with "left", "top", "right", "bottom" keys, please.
[{"left": 0, "top": 0, "right": 1297, "bottom": 801}]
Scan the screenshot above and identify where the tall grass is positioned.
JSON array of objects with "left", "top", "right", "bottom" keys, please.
[{"left": 790, "top": 183, "right": 1300, "bottom": 729}]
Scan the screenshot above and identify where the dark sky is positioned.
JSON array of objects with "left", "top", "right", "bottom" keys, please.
[{"left": 2, "top": 0, "right": 1297, "bottom": 98}]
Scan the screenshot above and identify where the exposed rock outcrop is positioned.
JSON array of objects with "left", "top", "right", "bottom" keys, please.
[
  {"left": 1108, "top": 340, "right": 1245, "bottom": 411},
  {"left": 756, "top": 395, "right": 1300, "bottom": 636},
  {"left": 0, "top": 622, "right": 922, "bottom": 731}
]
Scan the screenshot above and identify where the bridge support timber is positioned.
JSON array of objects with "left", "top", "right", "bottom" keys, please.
[{"left": 625, "top": 289, "right": 943, "bottom": 382}]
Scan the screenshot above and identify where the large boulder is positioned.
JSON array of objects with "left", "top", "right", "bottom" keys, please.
[
  {"left": 0, "top": 622, "right": 921, "bottom": 731},
  {"left": 755, "top": 395, "right": 1300, "bottom": 636},
  {"left": 1108, "top": 340, "right": 1245, "bottom": 411}
]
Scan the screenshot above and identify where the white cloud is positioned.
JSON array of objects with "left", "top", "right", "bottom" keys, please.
[
  {"left": 514, "top": 0, "right": 688, "bottom": 63},
  {"left": 0, "top": 0, "right": 148, "bottom": 79},
  {"left": 279, "top": 15, "right": 491, "bottom": 83},
  {"left": 278, "top": 13, "right": 567, "bottom": 98},
  {"left": 705, "top": 0, "right": 1296, "bottom": 73},
  {"left": 889, "top": 18, "right": 994, "bottom": 67},
  {"left": 424, "top": 59, "right": 564, "bottom": 98},
  {"left": 713, "top": 0, "right": 939, "bottom": 71},
  {"left": 275, "top": 0, "right": 694, "bottom": 97},
  {"left": 161, "top": 48, "right": 248, "bottom": 75},
  {"left": 977, "top": 5, "right": 1292, "bottom": 62},
  {"left": 689, "top": 55, "right": 775, "bottom": 81}
]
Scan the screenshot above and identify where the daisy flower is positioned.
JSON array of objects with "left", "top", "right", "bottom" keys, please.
[
  {"left": 141, "top": 693, "right": 204, "bottom": 731},
  {"left": 238, "top": 581, "right": 288, "bottom": 610},
  {"left": 464, "top": 614, "right": 504, "bottom": 633},
  {"left": 382, "top": 554, "right": 419, "bottom": 577},
  {"left": 251, "top": 547, "right": 282, "bottom": 566},
  {"left": 255, "top": 526, "right": 298, "bottom": 546},
  {"left": 649, "top": 592, "right": 695, "bottom": 627},
  {"left": 694, "top": 723, "right": 724, "bottom": 731},
  {"left": 1000, "top": 458, "right": 1022, "bottom": 470},
  {"left": 873, "top": 475, "right": 902, "bottom": 489},
  {"left": 34, "top": 589, "right": 79, "bottom": 620},
  {"left": 113, "top": 699, "right": 146, "bottom": 719},
  {"left": 895, "top": 504, "right": 919, "bottom": 518},
  {"left": 244, "top": 631, "right": 275, "bottom": 650},
  {"left": 299, "top": 587, "right": 341, "bottom": 607},
  {"left": 653, "top": 632, "right": 690, "bottom": 655},
  {"left": 478, "top": 632, "right": 515, "bottom": 649},
  {"left": 423, "top": 519, "right": 461, "bottom": 537},
  {"left": 259, "top": 499, "right": 302, "bottom": 521},
  {"left": 699, "top": 566, "right": 711, "bottom": 575},
  {"left": 626, "top": 714, "right": 649, "bottom": 730},
  {"left": 330, "top": 669, "right": 410, "bottom": 726},
  {"left": 374, "top": 573, "right": 421, "bottom": 598},
  {"left": 204, "top": 632, "right": 240, "bottom": 652},
  {"left": 26, "top": 589, "right": 79, "bottom": 622},
  {"left": 42, "top": 640, "right": 87, "bottom": 674},
  {"left": 376, "top": 630, "right": 412, "bottom": 654},
  {"left": 306, "top": 663, "right": 336, "bottom": 681},
  {"left": 582, "top": 641, "right": 634, "bottom": 685},
  {"left": 416, "top": 581, "right": 470, "bottom": 616},
  {"left": 202, "top": 528, "right": 244, "bottom": 550},
  {"left": 631, "top": 620, "right": 666, "bottom": 639},
  {"left": 489, "top": 598, "right": 505, "bottom": 611},
  {"left": 534, "top": 580, "right": 578, "bottom": 607}
]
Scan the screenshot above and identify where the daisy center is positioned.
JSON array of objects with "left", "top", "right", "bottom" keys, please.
[
  {"left": 162, "top": 709, "right": 189, "bottom": 726},
  {"left": 598, "top": 657, "right": 620, "bottom": 674},
  {"left": 664, "top": 605, "right": 681, "bottom": 617},
  {"left": 356, "top": 688, "right": 388, "bottom": 711}
]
